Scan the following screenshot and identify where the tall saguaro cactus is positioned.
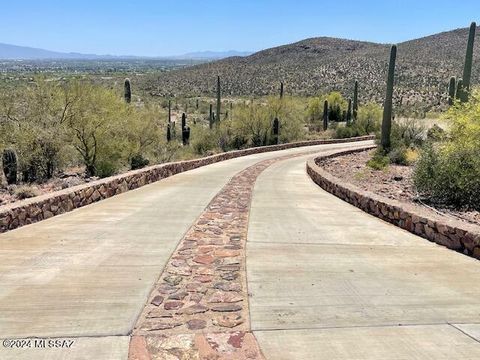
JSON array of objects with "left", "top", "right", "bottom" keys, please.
[
  {"left": 381, "top": 45, "right": 397, "bottom": 151},
  {"left": 168, "top": 100, "right": 171, "bottom": 123},
  {"left": 461, "top": 22, "right": 477, "bottom": 102},
  {"left": 273, "top": 118, "right": 280, "bottom": 144},
  {"left": 448, "top": 77, "right": 456, "bottom": 105},
  {"left": 124, "top": 78, "right": 132, "bottom": 103},
  {"left": 353, "top": 80, "right": 359, "bottom": 121},
  {"left": 167, "top": 123, "right": 171, "bottom": 142},
  {"left": 323, "top": 100, "right": 328, "bottom": 131},
  {"left": 209, "top": 104, "right": 213, "bottom": 129},
  {"left": 280, "top": 82, "right": 284, "bottom": 99},
  {"left": 456, "top": 79, "right": 464, "bottom": 101},
  {"left": 2, "top": 149, "right": 17, "bottom": 185},
  {"left": 181, "top": 113, "right": 186, "bottom": 130},
  {"left": 346, "top": 99, "right": 352, "bottom": 124},
  {"left": 216, "top": 76, "right": 221, "bottom": 123}
]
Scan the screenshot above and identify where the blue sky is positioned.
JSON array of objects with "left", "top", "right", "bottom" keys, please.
[{"left": 2, "top": 0, "right": 479, "bottom": 56}]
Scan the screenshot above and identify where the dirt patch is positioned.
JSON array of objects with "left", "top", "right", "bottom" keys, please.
[{"left": 320, "top": 149, "right": 480, "bottom": 226}]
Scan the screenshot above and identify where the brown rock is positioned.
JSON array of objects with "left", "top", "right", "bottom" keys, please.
[
  {"left": 210, "top": 303, "right": 242, "bottom": 312},
  {"left": 214, "top": 282, "right": 241, "bottom": 292},
  {"left": 163, "top": 275, "right": 183, "bottom": 286},
  {"left": 194, "top": 275, "right": 213, "bottom": 283},
  {"left": 164, "top": 301, "right": 184, "bottom": 310},
  {"left": 207, "top": 291, "right": 243, "bottom": 303},
  {"left": 177, "top": 304, "right": 209, "bottom": 315},
  {"left": 193, "top": 255, "right": 215, "bottom": 265},
  {"left": 151, "top": 295, "right": 164, "bottom": 306},
  {"left": 214, "top": 314, "right": 244, "bottom": 328},
  {"left": 168, "top": 291, "right": 188, "bottom": 300},
  {"left": 215, "top": 249, "right": 240, "bottom": 257},
  {"left": 187, "top": 319, "right": 207, "bottom": 330},
  {"left": 186, "top": 283, "right": 207, "bottom": 294},
  {"left": 145, "top": 321, "right": 183, "bottom": 331}
]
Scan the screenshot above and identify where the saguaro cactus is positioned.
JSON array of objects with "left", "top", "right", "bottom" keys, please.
[
  {"left": 168, "top": 100, "right": 171, "bottom": 123},
  {"left": 448, "top": 77, "right": 456, "bottom": 105},
  {"left": 181, "top": 113, "right": 186, "bottom": 130},
  {"left": 209, "top": 104, "right": 213, "bottom": 129},
  {"left": 353, "top": 80, "right": 358, "bottom": 121},
  {"left": 273, "top": 118, "right": 280, "bottom": 144},
  {"left": 456, "top": 79, "right": 464, "bottom": 100},
  {"left": 124, "top": 78, "right": 132, "bottom": 103},
  {"left": 381, "top": 45, "right": 397, "bottom": 151},
  {"left": 460, "top": 22, "right": 476, "bottom": 102},
  {"left": 280, "top": 82, "right": 284, "bottom": 99},
  {"left": 346, "top": 99, "right": 352, "bottom": 124},
  {"left": 167, "top": 123, "right": 171, "bottom": 142},
  {"left": 182, "top": 126, "right": 190, "bottom": 146},
  {"left": 216, "top": 76, "right": 221, "bottom": 123},
  {"left": 323, "top": 100, "right": 328, "bottom": 131},
  {"left": 2, "top": 149, "right": 17, "bottom": 185}
]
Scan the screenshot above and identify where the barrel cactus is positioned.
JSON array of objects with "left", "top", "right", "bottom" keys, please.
[
  {"left": 2, "top": 149, "right": 18, "bottom": 185},
  {"left": 124, "top": 78, "right": 131, "bottom": 103},
  {"left": 381, "top": 45, "right": 397, "bottom": 151}
]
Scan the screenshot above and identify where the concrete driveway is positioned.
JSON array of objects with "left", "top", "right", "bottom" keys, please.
[
  {"left": 247, "top": 154, "right": 480, "bottom": 360},
  {"left": 0, "top": 142, "right": 370, "bottom": 360}
]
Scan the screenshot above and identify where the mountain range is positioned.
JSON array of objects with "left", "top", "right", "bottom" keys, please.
[{"left": 0, "top": 43, "right": 252, "bottom": 60}]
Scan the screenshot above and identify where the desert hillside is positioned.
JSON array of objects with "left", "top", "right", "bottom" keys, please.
[{"left": 147, "top": 26, "right": 480, "bottom": 112}]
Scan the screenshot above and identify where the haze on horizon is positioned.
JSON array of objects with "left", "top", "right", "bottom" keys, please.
[{"left": 2, "top": 0, "right": 480, "bottom": 57}]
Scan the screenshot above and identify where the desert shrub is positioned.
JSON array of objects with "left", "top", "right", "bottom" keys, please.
[
  {"left": 426, "top": 124, "right": 446, "bottom": 141},
  {"left": 334, "top": 102, "right": 381, "bottom": 139},
  {"left": 130, "top": 154, "right": 150, "bottom": 170},
  {"left": 0, "top": 78, "right": 71, "bottom": 181},
  {"left": 14, "top": 185, "right": 40, "bottom": 200},
  {"left": 191, "top": 124, "right": 221, "bottom": 154},
  {"left": 367, "top": 150, "right": 390, "bottom": 170},
  {"left": 391, "top": 118, "right": 425, "bottom": 149},
  {"left": 414, "top": 89, "right": 480, "bottom": 209},
  {"left": 356, "top": 102, "right": 382, "bottom": 134}
]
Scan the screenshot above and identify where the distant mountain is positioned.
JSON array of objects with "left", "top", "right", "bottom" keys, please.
[
  {"left": 147, "top": 25, "right": 480, "bottom": 113},
  {"left": 0, "top": 43, "right": 117, "bottom": 60},
  {"left": 0, "top": 42, "right": 252, "bottom": 60}
]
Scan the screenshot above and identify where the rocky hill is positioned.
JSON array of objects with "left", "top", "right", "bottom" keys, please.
[{"left": 147, "top": 26, "right": 480, "bottom": 113}]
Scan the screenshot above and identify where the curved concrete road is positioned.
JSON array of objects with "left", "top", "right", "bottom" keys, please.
[
  {"left": 0, "top": 141, "right": 371, "bottom": 360},
  {"left": 247, "top": 153, "right": 480, "bottom": 359}
]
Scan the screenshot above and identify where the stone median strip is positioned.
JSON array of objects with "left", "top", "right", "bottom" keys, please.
[{"left": 130, "top": 151, "right": 324, "bottom": 359}]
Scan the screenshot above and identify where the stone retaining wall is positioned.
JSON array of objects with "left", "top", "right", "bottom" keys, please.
[
  {"left": 306, "top": 148, "right": 480, "bottom": 260},
  {"left": 0, "top": 136, "right": 374, "bottom": 234}
]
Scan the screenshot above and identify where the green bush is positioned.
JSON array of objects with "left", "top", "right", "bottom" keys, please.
[
  {"left": 413, "top": 89, "right": 480, "bottom": 209},
  {"left": 367, "top": 150, "right": 390, "bottom": 170},
  {"left": 334, "top": 102, "right": 381, "bottom": 139}
]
